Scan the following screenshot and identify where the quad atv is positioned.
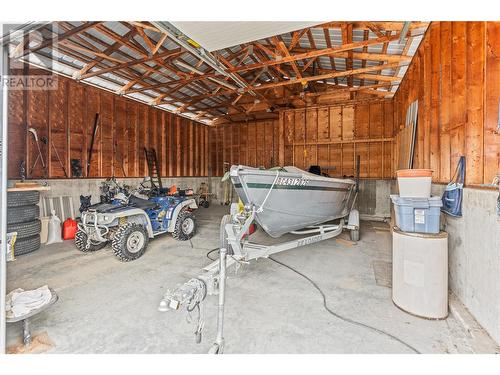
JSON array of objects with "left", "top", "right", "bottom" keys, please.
[{"left": 75, "top": 191, "right": 198, "bottom": 261}]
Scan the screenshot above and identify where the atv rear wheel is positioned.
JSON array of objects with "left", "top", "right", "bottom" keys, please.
[
  {"left": 172, "top": 210, "right": 197, "bottom": 241},
  {"left": 74, "top": 230, "right": 108, "bottom": 252},
  {"left": 112, "top": 223, "right": 149, "bottom": 261}
]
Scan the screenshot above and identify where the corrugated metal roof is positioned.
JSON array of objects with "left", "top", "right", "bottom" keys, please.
[{"left": 8, "top": 21, "right": 429, "bottom": 123}]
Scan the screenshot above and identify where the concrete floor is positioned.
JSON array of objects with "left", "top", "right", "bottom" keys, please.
[{"left": 5, "top": 205, "right": 495, "bottom": 353}]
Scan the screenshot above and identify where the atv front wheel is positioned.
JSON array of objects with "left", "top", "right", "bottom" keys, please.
[
  {"left": 74, "top": 230, "right": 108, "bottom": 252},
  {"left": 112, "top": 223, "right": 149, "bottom": 261},
  {"left": 172, "top": 210, "right": 197, "bottom": 241}
]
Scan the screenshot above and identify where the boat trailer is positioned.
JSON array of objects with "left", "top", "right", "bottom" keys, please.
[{"left": 158, "top": 204, "right": 360, "bottom": 354}]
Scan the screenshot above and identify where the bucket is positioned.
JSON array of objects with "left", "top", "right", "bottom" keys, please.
[{"left": 396, "top": 169, "right": 433, "bottom": 198}]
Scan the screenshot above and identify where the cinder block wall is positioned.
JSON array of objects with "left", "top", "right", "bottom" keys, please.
[
  {"left": 431, "top": 185, "right": 500, "bottom": 345},
  {"left": 8, "top": 177, "right": 212, "bottom": 218}
]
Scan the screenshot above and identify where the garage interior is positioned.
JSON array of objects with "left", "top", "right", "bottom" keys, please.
[{"left": 1, "top": 20, "right": 500, "bottom": 354}]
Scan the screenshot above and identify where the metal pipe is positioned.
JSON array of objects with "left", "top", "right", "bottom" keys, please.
[
  {"left": 0, "top": 35, "right": 9, "bottom": 354},
  {"left": 399, "top": 22, "right": 411, "bottom": 44},
  {"left": 151, "top": 22, "right": 256, "bottom": 96},
  {"left": 208, "top": 247, "right": 227, "bottom": 354}
]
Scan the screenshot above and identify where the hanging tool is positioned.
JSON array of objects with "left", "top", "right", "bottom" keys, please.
[
  {"left": 19, "top": 160, "right": 26, "bottom": 181},
  {"left": 51, "top": 141, "right": 68, "bottom": 178},
  {"left": 87, "top": 113, "right": 100, "bottom": 176},
  {"left": 28, "top": 127, "right": 47, "bottom": 176},
  {"left": 70, "top": 159, "right": 83, "bottom": 177}
]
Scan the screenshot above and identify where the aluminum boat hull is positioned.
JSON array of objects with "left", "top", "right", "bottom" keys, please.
[{"left": 230, "top": 165, "right": 356, "bottom": 238}]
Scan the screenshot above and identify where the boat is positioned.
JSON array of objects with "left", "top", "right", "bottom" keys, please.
[{"left": 229, "top": 165, "right": 357, "bottom": 238}]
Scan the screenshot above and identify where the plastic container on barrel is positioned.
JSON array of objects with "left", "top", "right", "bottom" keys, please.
[
  {"left": 396, "top": 169, "right": 433, "bottom": 198},
  {"left": 390, "top": 195, "right": 442, "bottom": 234}
]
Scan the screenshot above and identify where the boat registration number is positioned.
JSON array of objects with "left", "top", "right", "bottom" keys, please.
[{"left": 276, "top": 177, "right": 309, "bottom": 186}]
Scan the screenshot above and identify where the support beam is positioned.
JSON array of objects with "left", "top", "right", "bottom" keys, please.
[
  {"left": 20, "top": 21, "right": 101, "bottom": 57},
  {"left": 229, "top": 34, "right": 401, "bottom": 74},
  {"left": 79, "top": 48, "right": 183, "bottom": 79}
]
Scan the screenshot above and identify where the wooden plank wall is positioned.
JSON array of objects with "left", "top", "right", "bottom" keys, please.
[
  {"left": 393, "top": 21, "right": 500, "bottom": 185},
  {"left": 208, "top": 119, "right": 279, "bottom": 176},
  {"left": 7, "top": 71, "right": 209, "bottom": 179},
  {"left": 211, "top": 101, "right": 395, "bottom": 178}
]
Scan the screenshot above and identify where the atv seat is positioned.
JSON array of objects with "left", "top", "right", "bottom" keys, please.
[{"left": 129, "top": 195, "right": 158, "bottom": 210}]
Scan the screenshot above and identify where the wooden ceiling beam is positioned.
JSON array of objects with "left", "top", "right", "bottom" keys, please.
[
  {"left": 178, "top": 61, "right": 405, "bottom": 102},
  {"left": 79, "top": 48, "right": 183, "bottom": 79},
  {"left": 289, "top": 28, "right": 309, "bottom": 50},
  {"left": 21, "top": 21, "right": 102, "bottom": 57},
  {"left": 342, "top": 23, "right": 354, "bottom": 87},
  {"left": 353, "top": 73, "right": 401, "bottom": 82},
  {"left": 228, "top": 33, "right": 401, "bottom": 74},
  {"left": 73, "top": 28, "right": 136, "bottom": 79},
  {"left": 278, "top": 48, "right": 412, "bottom": 63},
  {"left": 316, "top": 21, "right": 428, "bottom": 31},
  {"left": 133, "top": 25, "right": 157, "bottom": 53},
  {"left": 273, "top": 37, "right": 303, "bottom": 80},
  {"left": 127, "top": 21, "right": 160, "bottom": 33},
  {"left": 360, "top": 29, "right": 370, "bottom": 86},
  {"left": 356, "top": 87, "right": 392, "bottom": 97},
  {"left": 323, "top": 28, "right": 338, "bottom": 85},
  {"left": 362, "top": 22, "right": 385, "bottom": 38}
]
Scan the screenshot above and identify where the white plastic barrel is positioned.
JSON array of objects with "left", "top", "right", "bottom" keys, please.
[{"left": 392, "top": 228, "right": 448, "bottom": 319}]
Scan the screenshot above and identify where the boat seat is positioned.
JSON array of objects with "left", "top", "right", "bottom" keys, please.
[{"left": 129, "top": 195, "right": 158, "bottom": 210}]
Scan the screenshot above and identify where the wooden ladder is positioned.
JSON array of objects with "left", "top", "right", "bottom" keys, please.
[{"left": 144, "top": 148, "right": 163, "bottom": 190}]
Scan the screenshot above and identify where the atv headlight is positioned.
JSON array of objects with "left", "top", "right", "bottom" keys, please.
[{"left": 97, "top": 215, "right": 111, "bottom": 224}]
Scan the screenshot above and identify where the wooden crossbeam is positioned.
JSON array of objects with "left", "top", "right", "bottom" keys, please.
[
  {"left": 229, "top": 34, "right": 401, "bottom": 74},
  {"left": 360, "top": 29, "right": 370, "bottom": 87},
  {"left": 127, "top": 21, "right": 160, "bottom": 33},
  {"left": 357, "top": 87, "right": 392, "bottom": 97},
  {"left": 79, "top": 48, "right": 183, "bottom": 79},
  {"left": 234, "top": 61, "right": 405, "bottom": 94},
  {"left": 273, "top": 37, "right": 303, "bottom": 80},
  {"left": 59, "top": 40, "right": 125, "bottom": 63},
  {"left": 323, "top": 28, "right": 338, "bottom": 85},
  {"left": 317, "top": 21, "right": 428, "bottom": 31},
  {"left": 178, "top": 61, "right": 405, "bottom": 102},
  {"left": 363, "top": 22, "right": 385, "bottom": 38},
  {"left": 289, "top": 28, "right": 309, "bottom": 50},
  {"left": 252, "top": 44, "right": 288, "bottom": 77},
  {"left": 353, "top": 73, "right": 401, "bottom": 82},
  {"left": 134, "top": 25, "right": 156, "bottom": 52},
  {"left": 20, "top": 21, "right": 101, "bottom": 57},
  {"left": 73, "top": 28, "right": 136, "bottom": 79}
]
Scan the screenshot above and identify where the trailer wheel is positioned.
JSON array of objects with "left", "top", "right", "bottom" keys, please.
[
  {"left": 201, "top": 200, "right": 210, "bottom": 208},
  {"left": 112, "top": 223, "right": 149, "bottom": 261},
  {"left": 172, "top": 210, "right": 197, "bottom": 241},
  {"left": 74, "top": 230, "right": 108, "bottom": 252},
  {"left": 350, "top": 228, "right": 360, "bottom": 242}
]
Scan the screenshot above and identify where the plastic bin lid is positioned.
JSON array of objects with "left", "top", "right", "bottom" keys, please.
[{"left": 390, "top": 194, "right": 443, "bottom": 207}]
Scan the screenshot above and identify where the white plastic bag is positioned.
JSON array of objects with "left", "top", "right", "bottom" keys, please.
[
  {"left": 6, "top": 232, "right": 17, "bottom": 261},
  {"left": 46, "top": 210, "right": 62, "bottom": 245}
]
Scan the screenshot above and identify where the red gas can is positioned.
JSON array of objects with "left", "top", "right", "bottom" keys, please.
[{"left": 63, "top": 218, "right": 78, "bottom": 240}]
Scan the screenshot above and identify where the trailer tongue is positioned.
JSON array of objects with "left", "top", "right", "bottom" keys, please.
[{"left": 158, "top": 165, "right": 360, "bottom": 353}]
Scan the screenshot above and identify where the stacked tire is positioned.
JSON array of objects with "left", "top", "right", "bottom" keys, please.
[{"left": 7, "top": 191, "right": 41, "bottom": 256}]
